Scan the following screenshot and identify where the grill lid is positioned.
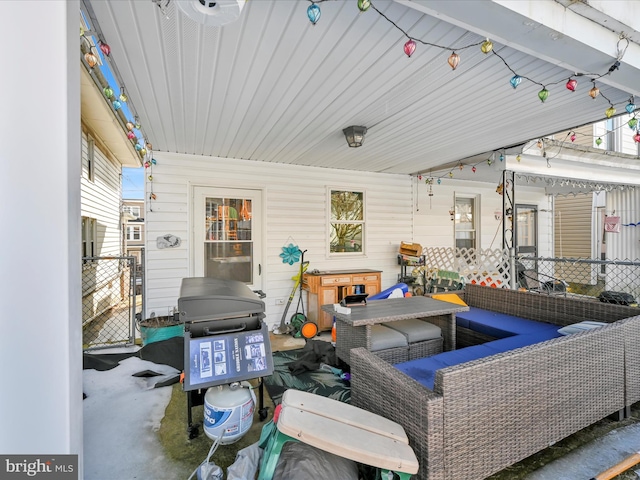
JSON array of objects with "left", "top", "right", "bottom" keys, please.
[{"left": 178, "top": 277, "right": 265, "bottom": 323}]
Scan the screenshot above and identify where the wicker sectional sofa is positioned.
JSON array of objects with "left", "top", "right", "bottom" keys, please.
[{"left": 351, "top": 284, "right": 640, "bottom": 480}]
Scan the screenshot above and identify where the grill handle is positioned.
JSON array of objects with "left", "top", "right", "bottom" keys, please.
[{"left": 203, "top": 323, "right": 247, "bottom": 336}]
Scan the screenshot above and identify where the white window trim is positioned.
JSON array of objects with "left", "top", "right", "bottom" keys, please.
[
  {"left": 127, "top": 225, "right": 142, "bottom": 241},
  {"left": 327, "top": 187, "right": 366, "bottom": 257},
  {"left": 86, "top": 135, "right": 95, "bottom": 182},
  {"left": 82, "top": 216, "right": 97, "bottom": 260},
  {"left": 453, "top": 193, "right": 480, "bottom": 250}
]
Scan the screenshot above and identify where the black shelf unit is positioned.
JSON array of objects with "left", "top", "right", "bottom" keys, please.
[{"left": 397, "top": 254, "right": 426, "bottom": 293}]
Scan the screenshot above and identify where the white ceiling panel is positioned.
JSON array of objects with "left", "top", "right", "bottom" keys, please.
[{"left": 85, "top": 0, "right": 639, "bottom": 176}]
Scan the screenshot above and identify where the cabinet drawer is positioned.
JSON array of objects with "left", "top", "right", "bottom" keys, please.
[
  {"left": 352, "top": 275, "right": 379, "bottom": 282},
  {"left": 321, "top": 276, "right": 351, "bottom": 286}
]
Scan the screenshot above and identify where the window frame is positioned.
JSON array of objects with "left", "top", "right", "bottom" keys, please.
[
  {"left": 327, "top": 187, "right": 366, "bottom": 256},
  {"left": 126, "top": 225, "right": 142, "bottom": 241},
  {"left": 86, "top": 134, "right": 95, "bottom": 182},
  {"left": 453, "top": 194, "right": 479, "bottom": 251},
  {"left": 123, "top": 205, "right": 141, "bottom": 218},
  {"left": 82, "top": 216, "right": 97, "bottom": 260}
]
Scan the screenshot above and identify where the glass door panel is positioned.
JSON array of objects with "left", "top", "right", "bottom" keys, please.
[{"left": 194, "top": 187, "right": 261, "bottom": 289}]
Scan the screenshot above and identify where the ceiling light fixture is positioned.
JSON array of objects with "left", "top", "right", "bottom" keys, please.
[{"left": 343, "top": 126, "right": 367, "bottom": 148}]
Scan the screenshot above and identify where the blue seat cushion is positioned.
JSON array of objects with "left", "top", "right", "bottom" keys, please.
[
  {"left": 456, "top": 307, "right": 557, "bottom": 338},
  {"left": 395, "top": 329, "right": 562, "bottom": 390}
]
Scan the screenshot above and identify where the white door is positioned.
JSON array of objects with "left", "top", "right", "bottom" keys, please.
[{"left": 193, "top": 186, "right": 262, "bottom": 290}]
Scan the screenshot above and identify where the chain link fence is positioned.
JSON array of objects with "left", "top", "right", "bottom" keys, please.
[
  {"left": 423, "top": 247, "right": 640, "bottom": 305},
  {"left": 82, "top": 256, "right": 138, "bottom": 350},
  {"left": 517, "top": 256, "right": 640, "bottom": 305}
]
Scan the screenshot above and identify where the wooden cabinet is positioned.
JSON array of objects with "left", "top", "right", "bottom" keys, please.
[{"left": 303, "top": 269, "right": 381, "bottom": 331}]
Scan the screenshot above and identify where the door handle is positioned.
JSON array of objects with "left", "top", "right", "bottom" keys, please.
[{"left": 259, "top": 264, "right": 262, "bottom": 275}]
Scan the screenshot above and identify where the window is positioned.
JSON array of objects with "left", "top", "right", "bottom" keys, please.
[
  {"left": 82, "top": 216, "right": 97, "bottom": 258},
  {"left": 86, "top": 135, "right": 95, "bottom": 182},
  {"left": 123, "top": 205, "right": 141, "bottom": 218},
  {"left": 329, "top": 189, "right": 364, "bottom": 253},
  {"left": 454, "top": 195, "right": 478, "bottom": 250},
  {"left": 126, "top": 225, "right": 142, "bottom": 241}
]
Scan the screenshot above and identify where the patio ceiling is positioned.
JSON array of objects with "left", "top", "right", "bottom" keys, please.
[{"left": 84, "top": 0, "right": 640, "bottom": 177}]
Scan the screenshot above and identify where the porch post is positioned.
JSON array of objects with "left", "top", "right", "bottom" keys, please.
[{"left": 0, "top": 0, "right": 83, "bottom": 472}]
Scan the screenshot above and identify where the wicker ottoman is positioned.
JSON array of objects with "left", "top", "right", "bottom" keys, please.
[{"left": 383, "top": 318, "right": 443, "bottom": 360}]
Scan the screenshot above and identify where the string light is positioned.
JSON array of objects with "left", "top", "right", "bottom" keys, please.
[
  {"left": 84, "top": 51, "right": 98, "bottom": 68},
  {"left": 447, "top": 52, "right": 460, "bottom": 70},
  {"left": 626, "top": 97, "right": 636, "bottom": 114},
  {"left": 99, "top": 41, "right": 111, "bottom": 56},
  {"left": 538, "top": 87, "right": 549, "bottom": 103},
  {"left": 605, "top": 106, "right": 616, "bottom": 118},
  {"left": 307, "top": 2, "right": 321, "bottom": 24},
  {"left": 357, "top": 0, "right": 371, "bottom": 12},
  {"left": 480, "top": 38, "right": 493, "bottom": 54},
  {"left": 346, "top": 2, "right": 631, "bottom": 106},
  {"left": 81, "top": 11, "right": 153, "bottom": 163},
  {"left": 404, "top": 39, "right": 416, "bottom": 58}
]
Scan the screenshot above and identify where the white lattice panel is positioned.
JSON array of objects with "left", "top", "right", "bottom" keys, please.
[{"left": 423, "top": 247, "right": 512, "bottom": 288}]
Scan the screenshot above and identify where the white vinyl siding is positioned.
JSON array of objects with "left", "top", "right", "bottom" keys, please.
[
  {"left": 80, "top": 131, "right": 122, "bottom": 257},
  {"left": 554, "top": 194, "right": 593, "bottom": 259},
  {"left": 607, "top": 188, "right": 640, "bottom": 262},
  {"left": 145, "top": 152, "right": 412, "bottom": 328},
  {"left": 413, "top": 178, "right": 552, "bottom": 257}
]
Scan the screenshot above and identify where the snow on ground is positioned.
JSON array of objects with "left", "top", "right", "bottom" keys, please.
[{"left": 83, "top": 355, "right": 184, "bottom": 479}]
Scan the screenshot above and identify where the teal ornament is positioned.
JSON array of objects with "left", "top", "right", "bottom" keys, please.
[
  {"left": 307, "top": 3, "right": 320, "bottom": 24},
  {"left": 279, "top": 243, "right": 301, "bottom": 265},
  {"left": 437, "top": 178, "right": 441, "bottom": 184},
  {"left": 135, "top": 144, "right": 142, "bottom": 151},
  {"left": 151, "top": 158, "right": 157, "bottom": 165},
  {"left": 112, "top": 100, "right": 122, "bottom": 110},
  {"left": 510, "top": 75, "right": 522, "bottom": 89},
  {"left": 626, "top": 102, "right": 636, "bottom": 114},
  {"left": 499, "top": 154, "right": 504, "bottom": 162}
]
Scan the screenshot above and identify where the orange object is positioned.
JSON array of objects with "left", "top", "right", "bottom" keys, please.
[
  {"left": 331, "top": 320, "right": 337, "bottom": 343},
  {"left": 404, "top": 291, "right": 412, "bottom": 297},
  {"left": 301, "top": 321, "right": 319, "bottom": 339}
]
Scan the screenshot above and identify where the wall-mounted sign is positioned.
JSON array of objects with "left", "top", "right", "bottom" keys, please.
[{"left": 157, "top": 234, "right": 181, "bottom": 249}]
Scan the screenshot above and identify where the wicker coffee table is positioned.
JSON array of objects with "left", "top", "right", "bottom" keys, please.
[{"left": 322, "top": 296, "right": 468, "bottom": 363}]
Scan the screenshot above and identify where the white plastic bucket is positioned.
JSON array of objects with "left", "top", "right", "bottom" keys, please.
[{"left": 203, "top": 382, "right": 256, "bottom": 444}]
